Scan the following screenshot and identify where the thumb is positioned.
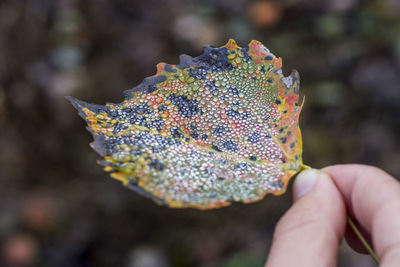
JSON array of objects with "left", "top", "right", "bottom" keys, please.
[{"left": 266, "top": 169, "right": 346, "bottom": 267}]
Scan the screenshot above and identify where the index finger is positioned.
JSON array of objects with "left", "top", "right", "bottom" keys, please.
[{"left": 323, "top": 164, "right": 400, "bottom": 266}]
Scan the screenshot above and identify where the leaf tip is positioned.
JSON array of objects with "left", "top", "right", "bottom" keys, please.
[
  {"left": 66, "top": 96, "right": 90, "bottom": 119},
  {"left": 248, "top": 39, "right": 263, "bottom": 47},
  {"left": 225, "top": 39, "right": 238, "bottom": 49}
]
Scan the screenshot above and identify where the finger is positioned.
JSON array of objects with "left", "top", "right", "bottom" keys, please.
[
  {"left": 323, "top": 164, "right": 400, "bottom": 266},
  {"left": 265, "top": 169, "right": 346, "bottom": 267},
  {"left": 322, "top": 165, "right": 372, "bottom": 254}
]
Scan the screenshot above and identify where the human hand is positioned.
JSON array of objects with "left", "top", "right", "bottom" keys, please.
[{"left": 265, "top": 164, "right": 400, "bottom": 267}]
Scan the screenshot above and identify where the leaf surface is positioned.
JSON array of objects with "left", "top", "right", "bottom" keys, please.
[{"left": 68, "top": 39, "right": 304, "bottom": 209}]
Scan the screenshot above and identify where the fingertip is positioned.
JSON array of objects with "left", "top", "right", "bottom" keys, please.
[
  {"left": 293, "top": 169, "right": 319, "bottom": 200},
  {"left": 293, "top": 169, "right": 338, "bottom": 201}
]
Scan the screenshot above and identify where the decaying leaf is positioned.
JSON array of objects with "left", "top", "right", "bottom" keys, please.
[{"left": 68, "top": 39, "right": 305, "bottom": 209}]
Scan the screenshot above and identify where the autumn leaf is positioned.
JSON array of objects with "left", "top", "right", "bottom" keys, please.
[{"left": 67, "top": 39, "right": 305, "bottom": 209}]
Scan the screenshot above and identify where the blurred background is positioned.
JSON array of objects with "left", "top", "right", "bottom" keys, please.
[{"left": 0, "top": 0, "right": 399, "bottom": 266}]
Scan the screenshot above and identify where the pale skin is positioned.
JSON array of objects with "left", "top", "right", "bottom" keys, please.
[{"left": 265, "top": 164, "right": 400, "bottom": 267}]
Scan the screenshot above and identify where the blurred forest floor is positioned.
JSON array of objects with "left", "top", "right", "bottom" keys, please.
[{"left": 0, "top": 0, "right": 399, "bottom": 266}]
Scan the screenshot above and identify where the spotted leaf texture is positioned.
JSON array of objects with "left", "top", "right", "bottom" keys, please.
[{"left": 68, "top": 39, "right": 305, "bottom": 209}]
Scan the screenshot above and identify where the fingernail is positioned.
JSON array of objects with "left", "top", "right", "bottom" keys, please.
[{"left": 293, "top": 169, "right": 320, "bottom": 200}]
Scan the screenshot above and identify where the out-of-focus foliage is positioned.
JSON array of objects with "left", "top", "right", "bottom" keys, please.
[{"left": 0, "top": 0, "right": 399, "bottom": 266}]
